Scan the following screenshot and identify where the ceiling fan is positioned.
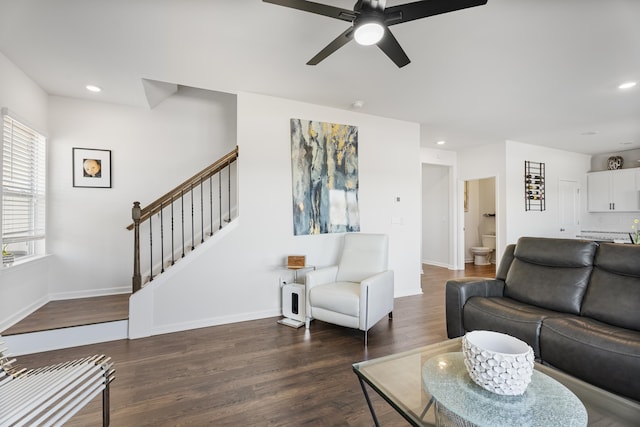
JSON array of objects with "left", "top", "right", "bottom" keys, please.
[{"left": 263, "top": 0, "right": 488, "bottom": 68}]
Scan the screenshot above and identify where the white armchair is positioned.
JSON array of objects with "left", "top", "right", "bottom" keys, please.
[{"left": 305, "top": 233, "right": 394, "bottom": 345}]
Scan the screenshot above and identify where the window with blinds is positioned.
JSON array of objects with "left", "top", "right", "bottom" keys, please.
[{"left": 2, "top": 111, "right": 46, "bottom": 259}]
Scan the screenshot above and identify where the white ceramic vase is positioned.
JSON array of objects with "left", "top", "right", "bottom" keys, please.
[{"left": 462, "top": 330, "right": 534, "bottom": 396}]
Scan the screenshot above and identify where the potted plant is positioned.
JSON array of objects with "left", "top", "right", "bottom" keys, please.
[
  {"left": 631, "top": 219, "right": 640, "bottom": 244},
  {"left": 2, "top": 244, "right": 14, "bottom": 266}
]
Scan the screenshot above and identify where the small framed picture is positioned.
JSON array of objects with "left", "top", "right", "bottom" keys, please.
[{"left": 72, "top": 148, "right": 112, "bottom": 188}]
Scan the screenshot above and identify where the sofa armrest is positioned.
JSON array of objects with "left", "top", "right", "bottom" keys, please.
[
  {"left": 445, "top": 277, "right": 505, "bottom": 338},
  {"left": 359, "top": 270, "right": 394, "bottom": 331}
]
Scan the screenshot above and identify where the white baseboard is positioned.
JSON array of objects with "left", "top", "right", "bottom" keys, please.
[
  {"left": 148, "top": 308, "right": 281, "bottom": 338},
  {"left": 422, "top": 260, "right": 454, "bottom": 269},
  {"left": 0, "top": 295, "right": 50, "bottom": 333},
  {"left": 2, "top": 320, "right": 128, "bottom": 356},
  {"left": 50, "top": 287, "right": 131, "bottom": 301},
  {"left": 394, "top": 287, "right": 423, "bottom": 298}
]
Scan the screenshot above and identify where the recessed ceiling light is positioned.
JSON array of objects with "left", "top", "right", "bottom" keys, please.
[
  {"left": 86, "top": 85, "right": 102, "bottom": 93},
  {"left": 580, "top": 131, "right": 597, "bottom": 136},
  {"left": 618, "top": 81, "right": 637, "bottom": 90},
  {"left": 351, "top": 100, "right": 364, "bottom": 109},
  {"left": 436, "top": 140, "right": 446, "bottom": 145},
  {"left": 620, "top": 141, "right": 633, "bottom": 145}
]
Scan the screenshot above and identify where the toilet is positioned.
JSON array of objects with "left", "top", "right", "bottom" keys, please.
[{"left": 470, "top": 234, "right": 496, "bottom": 265}]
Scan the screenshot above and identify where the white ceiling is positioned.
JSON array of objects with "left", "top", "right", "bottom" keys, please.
[{"left": 0, "top": 0, "right": 638, "bottom": 154}]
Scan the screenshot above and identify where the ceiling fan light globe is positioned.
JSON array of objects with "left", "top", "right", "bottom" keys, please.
[{"left": 354, "top": 22, "right": 384, "bottom": 46}]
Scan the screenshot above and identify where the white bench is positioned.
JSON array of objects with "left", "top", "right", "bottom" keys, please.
[{"left": 0, "top": 343, "right": 115, "bottom": 426}]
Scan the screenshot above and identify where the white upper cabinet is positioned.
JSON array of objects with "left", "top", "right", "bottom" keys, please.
[{"left": 587, "top": 169, "right": 640, "bottom": 212}]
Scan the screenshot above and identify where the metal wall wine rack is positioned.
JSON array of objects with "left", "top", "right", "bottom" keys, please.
[{"left": 525, "top": 161, "right": 545, "bottom": 211}]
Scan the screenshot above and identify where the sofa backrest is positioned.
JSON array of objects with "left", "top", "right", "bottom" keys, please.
[
  {"left": 496, "top": 244, "right": 515, "bottom": 281},
  {"left": 581, "top": 243, "right": 640, "bottom": 331},
  {"left": 503, "top": 237, "right": 597, "bottom": 314}
]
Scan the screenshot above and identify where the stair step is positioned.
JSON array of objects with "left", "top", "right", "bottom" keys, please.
[
  {"left": 2, "top": 320, "right": 128, "bottom": 356},
  {"left": 2, "top": 294, "right": 129, "bottom": 336}
]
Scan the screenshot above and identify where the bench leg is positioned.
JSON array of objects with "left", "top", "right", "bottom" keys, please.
[{"left": 103, "top": 381, "right": 110, "bottom": 427}]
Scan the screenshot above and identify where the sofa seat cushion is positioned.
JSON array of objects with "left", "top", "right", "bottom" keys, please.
[
  {"left": 540, "top": 316, "right": 640, "bottom": 402},
  {"left": 463, "top": 296, "right": 560, "bottom": 358},
  {"left": 309, "top": 282, "right": 360, "bottom": 317}
]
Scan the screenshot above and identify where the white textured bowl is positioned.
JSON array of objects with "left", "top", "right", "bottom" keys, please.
[{"left": 462, "top": 330, "right": 534, "bottom": 396}]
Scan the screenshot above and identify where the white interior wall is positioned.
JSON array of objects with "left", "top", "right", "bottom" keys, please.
[
  {"left": 582, "top": 208, "right": 640, "bottom": 234},
  {"left": 0, "top": 52, "right": 50, "bottom": 330},
  {"left": 46, "top": 88, "right": 237, "bottom": 299},
  {"left": 420, "top": 147, "right": 459, "bottom": 269},
  {"left": 591, "top": 148, "right": 640, "bottom": 172},
  {"left": 130, "top": 92, "right": 423, "bottom": 337},
  {"left": 478, "top": 177, "right": 496, "bottom": 239},
  {"left": 421, "top": 164, "right": 450, "bottom": 267},
  {"left": 0, "top": 52, "right": 48, "bottom": 132},
  {"left": 462, "top": 178, "right": 496, "bottom": 263},
  {"left": 504, "top": 140, "right": 591, "bottom": 243},
  {"left": 457, "top": 143, "right": 506, "bottom": 265},
  {"left": 463, "top": 180, "right": 480, "bottom": 262},
  {"left": 238, "top": 92, "right": 422, "bottom": 299}
]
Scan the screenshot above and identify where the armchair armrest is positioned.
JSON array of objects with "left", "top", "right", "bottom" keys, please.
[
  {"left": 305, "top": 266, "right": 339, "bottom": 289},
  {"left": 305, "top": 266, "right": 339, "bottom": 318},
  {"left": 445, "top": 277, "right": 505, "bottom": 338},
  {"left": 359, "top": 270, "right": 394, "bottom": 331}
]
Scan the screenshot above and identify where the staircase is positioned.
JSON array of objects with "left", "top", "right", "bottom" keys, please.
[
  {"left": 1, "top": 148, "right": 240, "bottom": 354},
  {"left": 128, "top": 147, "right": 239, "bottom": 291}
]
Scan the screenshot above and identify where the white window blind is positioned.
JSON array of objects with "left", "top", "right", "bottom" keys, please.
[{"left": 2, "top": 112, "right": 46, "bottom": 255}]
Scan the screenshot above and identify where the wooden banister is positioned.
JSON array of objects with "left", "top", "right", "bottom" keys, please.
[
  {"left": 128, "top": 146, "right": 238, "bottom": 292},
  {"left": 126, "top": 147, "right": 239, "bottom": 230}
]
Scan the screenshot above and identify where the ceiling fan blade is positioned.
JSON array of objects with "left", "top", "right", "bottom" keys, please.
[
  {"left": 307, "top": 27, "right": 354, "bottom": 65},
  {"left": 377, "top": 27, "right": 410, "bottom": 68},
  {"left": 384, "top": 0, "right": 487, "bottom": 26},
  {"left": 263, "top": 0, "right": 356, "bottom": 22}
]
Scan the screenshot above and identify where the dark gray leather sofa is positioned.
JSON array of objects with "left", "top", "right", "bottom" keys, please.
[{"left": 446, "top": 236, "right": 640, "bottom": 402}]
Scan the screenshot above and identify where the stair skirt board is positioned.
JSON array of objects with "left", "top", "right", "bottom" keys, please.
[{"left": 2, "top": 320, "right": 128, "bottom": 356}]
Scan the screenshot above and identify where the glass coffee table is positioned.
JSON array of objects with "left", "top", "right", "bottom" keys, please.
[{"left": 352, "top": 338, "right": 640, "bottom": 427}]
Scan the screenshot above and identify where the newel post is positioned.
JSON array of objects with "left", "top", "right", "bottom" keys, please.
[{"left": 132, "top": 201, "right": 142, "bottom": 292}]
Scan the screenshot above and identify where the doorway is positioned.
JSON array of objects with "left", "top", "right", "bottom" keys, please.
[
  {"left": 463, "top": 177, "right": 496, "bottom": 264},
  {"left": 421, "top": 164, "right": 452, "bottom": 268}
]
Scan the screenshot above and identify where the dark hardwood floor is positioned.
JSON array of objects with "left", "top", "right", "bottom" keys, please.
[
  {"left": 1, "top": 294, "right": 130, "bottom": 335},
  {"left": 14, "top": 264, "right": 495, "bottom": 427}
]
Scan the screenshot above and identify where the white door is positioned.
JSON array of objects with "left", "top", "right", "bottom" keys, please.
[{"left": 559, "top": 180, "right": 580, "bottom": 237}]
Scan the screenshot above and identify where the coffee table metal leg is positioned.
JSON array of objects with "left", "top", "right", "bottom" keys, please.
[
  {"left": 420, "top": 397, "right": 434, "bottom": 419},
  {"left": 357, "top": 376, "right": 381, "bottom": 427}
]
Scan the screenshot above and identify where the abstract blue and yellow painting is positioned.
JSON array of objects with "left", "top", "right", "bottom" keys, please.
[{"left": 290, "top": 118, "right": 360, "bottom": 236}]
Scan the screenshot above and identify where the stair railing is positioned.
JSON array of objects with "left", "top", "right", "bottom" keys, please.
[{"left": 128, "top": 147, "right": 238, "bottom": 292}]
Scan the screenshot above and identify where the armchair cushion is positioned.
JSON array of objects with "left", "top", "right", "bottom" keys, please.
[{"left": 310, "top": 282, "right": 360, "bottom": 317}]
